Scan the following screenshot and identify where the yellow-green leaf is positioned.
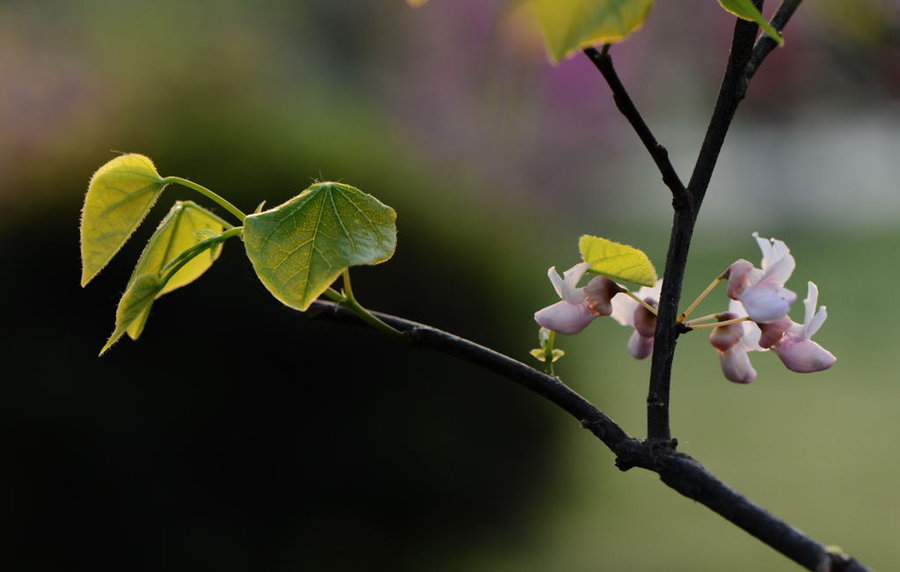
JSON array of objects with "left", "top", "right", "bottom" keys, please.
[
  {"left": 100, "top": 274, "right": 164, "bottom": 355},
  {"left": 532, "top": 0, "right": 655, "bottom": 63},
  {"left": 579, "top": 234, "right": 657, "bottom": 287},
  {"left": 80, "top": 154, "right": 169, "bottom": 286},
  {"left": 243, "top": 182, "right": 397, "bottom": 311},
  {"left": 123, "top": 200, "right": 229, "bottom": 339},
  {"left": 717, "top": 0, "right": 784, "bottom": 45}
]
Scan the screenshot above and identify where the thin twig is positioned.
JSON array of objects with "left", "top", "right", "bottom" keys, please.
[
  {"left": 643, "top": 10, "right": 762, "bottom": 444},
  {"left": 303, "top": 300, "right": 873, "bottom": 571},
  {"left": 306, "top": 301, "right": 635, "bottom": 453},
  {"left": 746, "top": 0, "right": 805, "bottom": 82},
  {"left": 582, "top": 46, "right": 689, "bottom": 208}
]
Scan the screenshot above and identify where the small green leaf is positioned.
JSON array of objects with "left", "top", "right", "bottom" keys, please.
[
  {"left": 243, "top": 182, "right": 397, "bottom": 311},
  {"left": 80, "top": 154, "right": 169, "bottom": 286},
  {"left": 123, "top": 200, "right": 229, "bottom": 340},
  {"left": 532, "top": 0, "right": 655, "bottom": 62},
  {"left": 717, "top": 0, "right": 784, "bottom": 45},
  {"left": 100, "top": 274, "right": 164, "bottom": 355},
  {"left": 579, "top": 235, "right": 657, "bottom": 287}
]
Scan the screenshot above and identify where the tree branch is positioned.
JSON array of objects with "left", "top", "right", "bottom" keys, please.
[
  {"left": 745, "top": 0, "right": 804, "bottom": 82},
  {"left": 304, "top": 300, "right": 873, "bottom": 571},
  {"left": 648, "top": 10, "right": 761, "bottom": 443},
  {"left": 582, "top": 46, "right": 690, "bottom": 209}
]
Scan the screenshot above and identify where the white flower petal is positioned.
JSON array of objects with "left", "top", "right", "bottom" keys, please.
[{"left": 610, "top": 291, "right": 637, "bottom": 326}]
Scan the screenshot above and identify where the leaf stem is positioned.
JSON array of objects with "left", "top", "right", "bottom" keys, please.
[
  {"left": 158, "top": 227, "right": 243, "bottom": 285},
  {"left": 622, "top": 289, "right": 659, "bottom": 315},
  {"left": 332, "top": 270, "right": 404, "bottom": 339},
  {"left": 163, "top": 176, "right": 247, "bottom": 224},
  {"left": 678, "top": 275, "right": 725, "bottom": 323},
  {"left": 686, "top": 316, "right": 749, "bottom": 330},
  {"left": 681, "top": 312, "right": 720, "bottom": 325},
  {"left": 543, "top": 330, "right": 558, "bottom": 376}
]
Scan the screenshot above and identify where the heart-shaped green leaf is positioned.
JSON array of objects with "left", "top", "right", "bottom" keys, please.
[
  {"left": 533, "top": 0, "right": 655, "bottom": 62},
  {"left": 100, "top": 273, "right": 164, "bottom": 355},
  {"left": 80, "top": 154, "right": 169, "bottom": 286},
  {"left": 123, "top": 200, "right": 229, "bottom": 340},
  {"left": 579, "top": 234, "right": 657, "bottom": 287},
  {"left": 243, "top": 182, "right": 397, "bottom": 311},
  {"left": 717, "top": 0, "right": 784, "bottom": 45}
]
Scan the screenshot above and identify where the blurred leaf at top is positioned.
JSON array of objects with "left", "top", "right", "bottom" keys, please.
[
  {"left": 717, "top": 0, "right": 784, "bottom": 45},
  {"left": 243, "top": 182, "right": 397, "bottom": 312},
  {"left": 532, "top": 0, "right": 655, "bottom": 62},
  {"left": 579, "top": 234, "right": 657, "bottom": 287},
  {"left": 80, "top": 154, "right": 169, "bottom": 286}
]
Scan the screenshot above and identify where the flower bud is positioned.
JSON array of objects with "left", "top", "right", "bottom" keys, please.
[
  {"left": 718, "top": 345, "right": 757, "bottom": 384},
  {"left": 583, "top": 276, "right": 621, "bottom": 317},
  {"left": 632, "top": 298, "right": 657, "bottom": 338},
  {"left": 709, "top": 312, "right": 743, "bottom": 352},
  {"left": 627, "top": 330, "right": 653, "bottom": 360},
  {"left": 726, "top": 259, "right": 754, "bottom": 299}
]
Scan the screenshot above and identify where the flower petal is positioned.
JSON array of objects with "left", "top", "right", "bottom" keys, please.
[
  {"left": 719, "top": 345, "right": 757, "bottom": 384},
  {"left": 583, "top": 276, "right": 620, "bottom": 316},
  {"left": 610, "top": 291, "right": 636, "bottom": 326},
  {"left": 726, "top": 259, "right": 754, "bottom": 299},
  {"left": 627, "top": 331, "right": 653, "bottom": 359},
  {"left": 757, "top": 316, "right": 792, "bottom": 349},
  {"left": 709, "top": 313, "right": 743, "bottom": 352},
  {"left": 534, "top": 300, "right": 596, "bottom": 335},
  {"left": 739, "top": 281, "right": 797, "bottom": 323},
  {"left": 772, "top": 337, "right": 836, "bottom": 373},
  {"left": 632, "top": 301, "right": 657, "bottom": 338}
]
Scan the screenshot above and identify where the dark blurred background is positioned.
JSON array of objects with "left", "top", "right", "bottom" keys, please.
[{"left": 2, "top": 1, "right": 899, "bottom": 570}]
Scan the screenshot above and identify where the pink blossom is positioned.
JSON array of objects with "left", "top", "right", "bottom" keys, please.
[
  {"left": 727, "top": 233, "right": 797, "bottom": 323},
  {"left": 534, "top": 263, "right": 620, "bottom": 335},
  {"left": 771, "top": 282, "right": 836, "bottom": 373},
  {"left": 610, "top": 280, "right": 662, "bottom": 359},
  {"left": 709, "top": 312, "right": 758, "bottom": 383}
]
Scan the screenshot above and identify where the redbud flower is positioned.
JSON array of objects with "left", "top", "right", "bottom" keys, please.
[
  {"left": 709, "top": 312, "right": 757, "bottom": 384},
  {"left": 610, "top": 280, "right": 662, "bottom": 359},
  {"left": 727, "top": 233, "right": 797, "bottom": 323},
  {"left": 771, "top": 282, "right": 836, "bottom": 373},
  {"left": 534, "top": 263, "right": 621, "bottom": 335}
]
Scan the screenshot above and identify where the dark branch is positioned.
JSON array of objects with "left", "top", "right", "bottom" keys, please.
[
  {"left": 306, "top": 300, "right": 635, "bottom": 454},
  {"left": 582, "top": 46, "right": 690, "bottom": 209},
  {"left": 645, "top": 10, "right": 762, "bottom": 443},
  {"left": 303, "top": 300, "right": 873, "bottom": 571},
  {"left": 577, "top": 10, "right": 871, "bottom": 571}
]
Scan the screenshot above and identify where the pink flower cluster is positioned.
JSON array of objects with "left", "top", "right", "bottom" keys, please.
[{"left": 533, "top": 233, "right": 835, "bottom": 384}]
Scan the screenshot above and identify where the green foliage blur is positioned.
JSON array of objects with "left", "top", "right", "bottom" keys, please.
[{"left": 2, "top": 1, "right": 898, "bottom": 570}]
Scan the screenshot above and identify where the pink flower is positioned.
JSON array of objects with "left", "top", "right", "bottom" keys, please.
[
  {"left": 727, "top": 233, "right": 797, "bottom": 324},
  {"left": 719, "top": 345, "right": 758, "bottom": 384},
  {"left": 534, "top": 263, "right": 620, "bottom": 335},
  {"left": 709, "top": 312, "right": 757, "bottom": 384},
  {"left": 771, "top": 282, "right": 836, "bottom": 373},
  {"left": 610, "top": 280, "right": 662, "bottom": 359}
]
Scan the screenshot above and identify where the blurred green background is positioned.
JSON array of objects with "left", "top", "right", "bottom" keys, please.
[{"left": 2, "top": 1, "right": 899, "bottom": 570}]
